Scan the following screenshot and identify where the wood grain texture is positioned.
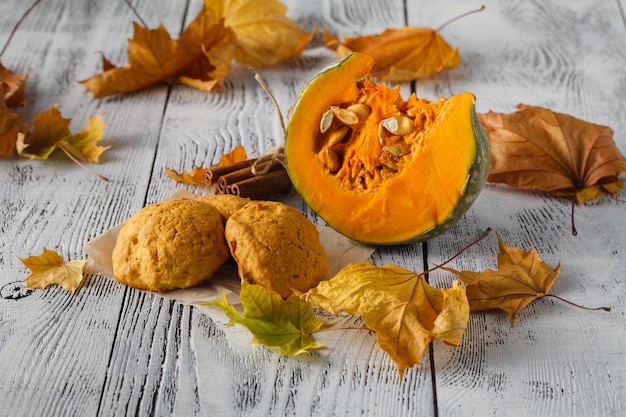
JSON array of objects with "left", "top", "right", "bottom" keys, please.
[
  {"left": 1, "top": 0, "right": 624, "bottom": 416},
  {"left": 407, "top": 1, "right": 626, "bottom": 416}
]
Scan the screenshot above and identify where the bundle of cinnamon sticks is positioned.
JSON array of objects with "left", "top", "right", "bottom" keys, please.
[{"left": 205, "top": 157, "right": 292, "bottom": 200}]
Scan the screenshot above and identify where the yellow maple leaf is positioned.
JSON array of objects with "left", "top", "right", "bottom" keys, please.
[
  {"left": 20, "top": 247, "right": 87, "bottom": 294},
  {"left": 164, "top": 166, "right": 210, "bottom": 184},
  {"left": 205, "top": 0, "right": 315, "bottom": 67},
  {"left": 16, "top": 104, "right": 108, "bottom": 163},
  {"left": 304, "top": 262, "right": 469, "bottom": 378},
  {"left": 218, "top": 143, "right": 248, "bottom": 166}
]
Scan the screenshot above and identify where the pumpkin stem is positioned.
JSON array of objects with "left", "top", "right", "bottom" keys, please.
[
  {"left": 421, "top": 227, "right": 492, "bottom": 276},
  {"left": 253, "top": 69, "right": 286, "bottom": 137},
  {"left": 435, "top": 5, "right": 485, "bottom": 33}
]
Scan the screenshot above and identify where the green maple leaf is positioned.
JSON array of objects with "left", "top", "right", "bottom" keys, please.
[{"left": 211, "top": 281, "right": 327, "bottom": 356}]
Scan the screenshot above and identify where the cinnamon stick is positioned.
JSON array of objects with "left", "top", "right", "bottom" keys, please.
[
  {"left": 226, "top": 169, "right": 292, "bottom": 199},
  {"left": 205, "top": 158, "right": 258, "bottom": 184},
  {"left": 217, "top": 161, "right": 282, "bottom": 193}
]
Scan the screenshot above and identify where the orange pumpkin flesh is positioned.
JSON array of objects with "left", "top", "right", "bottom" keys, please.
[{"left": 285, "top": 53, "right": 491, "bottom": 245}]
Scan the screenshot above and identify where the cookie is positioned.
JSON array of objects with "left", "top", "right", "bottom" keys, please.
[
  {"left": 112, "top": 198, "right": 230, "bottom": 292},
  {"left": 197, "top": 194, "right": 251, "bottom": 223},
  {"left": 225, "top": 201, "right": 328, "bottom": 298}
]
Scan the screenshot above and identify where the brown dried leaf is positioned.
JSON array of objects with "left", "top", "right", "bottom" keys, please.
[
  {"left": 445, "top": 239, "right": 560, "bottom": 326},
  {"left": 0, "top": 61, "right": 31, "bottom": 107},
  {"left": 478, "top": 104, "right": 626, "bottom": 204},
  {"left": 322, "top": 26, "right": 460, "bottom": 82},
  {"left": 0, "top": 97, "right": 21, "bottom": 156},
  {"left": 80, "top": 6, "right": 236, "bottom": 98}
]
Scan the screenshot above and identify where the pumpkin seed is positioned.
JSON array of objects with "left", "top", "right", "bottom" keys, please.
[
  {"left": 358, "top": 93, "right": 370, "bottom": 104},
  {"left": 381, "top": 115, "right": 414, "bottom": 136},
  {"left": 331, "top": 106, "right": 359, "bottom": 125},
  {"left": 378, "top": 123, "right": 387, "bottom": 145},
  {"left": 327, "top": 125, "right": 350, "bottom": 147},
  {"left": 383, "top": 141, "right": 410, "bottom": 157},
  {"left": 346, "top": 103, "right": 370, "bottom": 121},
  {"left": 320, "top": 109, "right": 334, "bottom": 133},
  {"left": 325, "top": 148, "right": 341, "bottom": 173}
]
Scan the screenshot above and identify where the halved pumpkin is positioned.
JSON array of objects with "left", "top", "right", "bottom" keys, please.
[{"left": 285, "top": 52, "right": 491, "bottom": 245}]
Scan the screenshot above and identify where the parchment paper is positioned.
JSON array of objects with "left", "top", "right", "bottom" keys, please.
[{"left": 83, "top": 191, "right": 377, "bottom": 323}]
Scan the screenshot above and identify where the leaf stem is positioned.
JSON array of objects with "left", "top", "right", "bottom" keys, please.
[
  {"left": 421, "top": 227, "right": 492, "bottom": 276},
  {"left": 570, "top": 199, "right": 578, "bottom": 236},
  {"left": 315, "top": 326, "right": 375, "bottom": 334},
  {"left": 123, "top": 0, "right": 148, "bottom": 28},
  {"left": 57, "top": 143, "right": 109, "bottom": 181},
  {"left": 435, "top": 5, "right": 485, "bottom": 33},
  {"left": 545, "top": 293, "right": 611, "bottom": 312},
  {"left": 0, "top": 0, "right": 43, "bottom": 58}
]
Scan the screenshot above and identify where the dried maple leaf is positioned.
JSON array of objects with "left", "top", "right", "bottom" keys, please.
[
  {"left": 210, "top": 281, "right": 327, "bottom": 356},
  {"left": 20, "top": 247, "right": 87, "bottom": 294},
  {"left": 0, "top": 61, "right": 31, "bottom": 107},
  {"left": 165, "top": 145, "right": 248, "bottom": 184},
  {"left": 164, "top": 166, "right": 210, "bottom": 184},
  {"left": 80, "top": 6, "right": 236, "bottom": 98},
  {"left": 445, "top": 239, "right": 560, "bottom": 326},
  {"left": 204, "top": 0, "right": 315, "bottom": 67},
  {"left": 323, "top": 26, "right": 460, "bottom": 82},
  {"left": 478, "top": 104, "right": 626, "bottom": 205},
  {"left": 16, "top": 104, "right": 108, "bottom": 163},
  {"left": 304, "top": 262, "right": 469, "bottom": 378},
  {"left": 0, "top": 97, "right": 21, "bottom": 156},
  {"left": 218, "top": 143, "right": 247, "bottom": 166}
]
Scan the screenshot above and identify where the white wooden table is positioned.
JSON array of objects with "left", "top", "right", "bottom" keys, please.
[{"left": 1, "top": 0, "right": 625, "bottom": 416}]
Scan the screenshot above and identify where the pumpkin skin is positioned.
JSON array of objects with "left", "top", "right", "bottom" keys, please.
[{"left": 285, "top": 52, "right": 491, "bottom": 245}]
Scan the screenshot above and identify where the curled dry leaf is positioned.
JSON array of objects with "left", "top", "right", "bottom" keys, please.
[
  {"left": 445, "top": 239, "right": 560, "bottom": 326},
  {"left": 210, "top": 281, "right": 327, "bottom": 356},
  {"left": 82, "top": 0, "right": 314, "bottom": 98},
  {"left": 164, "top": 166, "right": 210, "bottom": 185},
  {"left": 0, "top": 97, "right": 21, "bottom": 156},
  {"left": 323, "top": 26, "right": 460, "bottom": 82},
  {"left": 478, "top": 104, "right": 626, "bottom": 205},
  {"left": 0, "top": 61, "right": 31, "bottom": 107},
  {"left": 81, "top": 6, "right": 236, "bottom": 98},
  {"left": 165, "top": 144, "right": 248, "bottom": 185},
  {"left": 304, "top": 262, "right": 469, "bottom": 378},
  {"left": 20, "top": 247, "right": 87, "bottom": 295}
]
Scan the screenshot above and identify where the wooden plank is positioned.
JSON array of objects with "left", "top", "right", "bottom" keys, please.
[
  {"left": 0, "top": 1, "right": 191, "bottom": 416},
  {"left": 92, "top": 0, "right": 437, "bottom": 416},
  {"left": 407, "top": 0, "right": 626, "bottom": 415}
]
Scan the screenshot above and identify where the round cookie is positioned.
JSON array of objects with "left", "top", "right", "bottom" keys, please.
[
  {"left": 197, "top": 194, "right": 251, "bottom": 223},
  {"left": 112, "top": 198, "right": 230, "bottom": 292},
  {"left": 225, "top": 201, "right": 328, "bottom": 298}
]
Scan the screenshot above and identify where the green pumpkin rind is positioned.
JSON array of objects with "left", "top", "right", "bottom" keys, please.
[{"left": 285, "top": 53, "right": 492, "bottom": 245}]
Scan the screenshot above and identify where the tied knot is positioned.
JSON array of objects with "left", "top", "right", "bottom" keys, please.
[{"left": 251, "top": 144, "right": 286, "bottom": 175}]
